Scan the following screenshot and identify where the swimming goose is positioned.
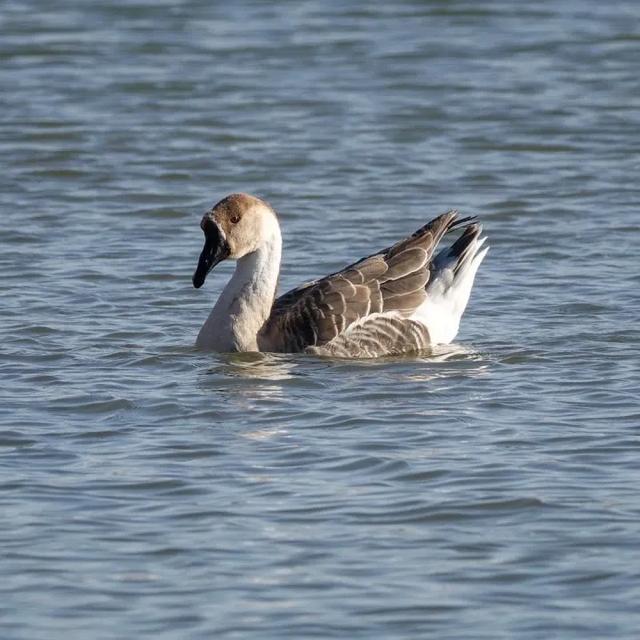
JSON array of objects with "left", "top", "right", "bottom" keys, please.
[{"left": 192, "top": 193, "right": 488, "bottom": 357}]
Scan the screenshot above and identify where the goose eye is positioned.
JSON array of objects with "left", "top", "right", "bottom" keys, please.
[{"left": 230, "top": 215, "right": 240, "bottom": 224}]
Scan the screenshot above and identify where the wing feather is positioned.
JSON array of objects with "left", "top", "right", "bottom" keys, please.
[{"left": 259, "top": 210, "right": 461, "bottom": 353}]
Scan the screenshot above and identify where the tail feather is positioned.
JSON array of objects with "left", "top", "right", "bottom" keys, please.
[
  {"left": 413, "top": 219, "right": 488, "bottom": 345},
  {"left": 447, "top": 215, "right": 478, "bottom": 232}
]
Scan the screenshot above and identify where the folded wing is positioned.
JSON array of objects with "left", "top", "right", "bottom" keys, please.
[{"left": 259, "top": 210, "right": 467, "bottom": 354}]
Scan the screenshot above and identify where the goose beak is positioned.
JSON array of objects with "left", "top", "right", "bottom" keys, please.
[{"left": 192, "top": 220, "right": 230, "bottom": 288}]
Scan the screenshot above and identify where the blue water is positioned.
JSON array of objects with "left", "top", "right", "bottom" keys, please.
[{"left": 2, "top": 1, "right": 640, "bottom": 638}]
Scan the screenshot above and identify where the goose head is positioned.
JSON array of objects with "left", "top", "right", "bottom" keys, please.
[{"left": 192, "top": 193, "right": 278, "bottom": 288}]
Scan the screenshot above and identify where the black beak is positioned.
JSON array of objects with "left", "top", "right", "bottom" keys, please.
[{"left": 192, "top": 220, "right": 230, "bottom": 288}]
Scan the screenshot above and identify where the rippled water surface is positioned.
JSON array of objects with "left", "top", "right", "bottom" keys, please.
[{"left": 2, "top": 1, "right": 640, "bottom": 638}]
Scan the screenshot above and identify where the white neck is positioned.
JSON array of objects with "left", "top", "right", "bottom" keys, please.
[{"left": 196, "top": 226, "right": 281, "bottom": 352}]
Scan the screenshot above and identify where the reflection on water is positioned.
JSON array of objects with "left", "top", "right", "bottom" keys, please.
[
  {"left": 198, "top": 352, "right": 301, "bottom": 406},
  {"left": 241, "top": 427, "right": 290, "bottom": 441},
  {"left": 207, "top": 342, "right": 488, "bottom": 383},
  {"left": 218, "top": 351, "right": 300, "bottom": 381},
  {"left": 194, "top": 342, "right": 493, "bottom": 412}
]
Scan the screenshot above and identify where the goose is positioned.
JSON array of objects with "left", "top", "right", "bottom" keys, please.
[{"left": 192, "top": 193, "right": 488, "bottom": 357}]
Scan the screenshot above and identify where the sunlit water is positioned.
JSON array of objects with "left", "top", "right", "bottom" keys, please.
[{"left": 2, "top": 1, "right": 640, "bottom": 638}]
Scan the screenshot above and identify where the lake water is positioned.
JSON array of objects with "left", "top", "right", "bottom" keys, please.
[{"left": 2, "top": 0, "right": 640, "bottom": 638}]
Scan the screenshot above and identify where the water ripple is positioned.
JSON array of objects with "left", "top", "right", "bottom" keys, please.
[{"left": 2, "top": 0, "right": 640, "bottom": 638}]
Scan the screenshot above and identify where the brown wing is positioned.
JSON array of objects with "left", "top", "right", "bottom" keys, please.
[{"left": 259, "top": 210, "right": 463, "bottom": 353}]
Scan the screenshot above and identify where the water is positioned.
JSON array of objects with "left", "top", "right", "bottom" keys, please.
[{"left": 2, "top": 0, "right": 640, "bottom": 637}]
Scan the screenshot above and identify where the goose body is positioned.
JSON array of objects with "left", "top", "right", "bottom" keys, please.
[{"left": 193, "top": 193, "right": 488, "bottom": 357}]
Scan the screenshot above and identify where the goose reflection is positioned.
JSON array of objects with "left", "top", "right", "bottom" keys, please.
[
  {"left": 197, "top": 351, "right": 302, "bottom": 405},
  {"left": 214, "top": 351, "right": 299, "bottom": 381},
  {"left": 197, "top": 344, "right": 491, "bottom": 407}
]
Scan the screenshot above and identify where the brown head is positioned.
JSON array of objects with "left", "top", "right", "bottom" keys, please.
[{"left": 192, "top": 193, "right": 278, "bottom": 288}]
